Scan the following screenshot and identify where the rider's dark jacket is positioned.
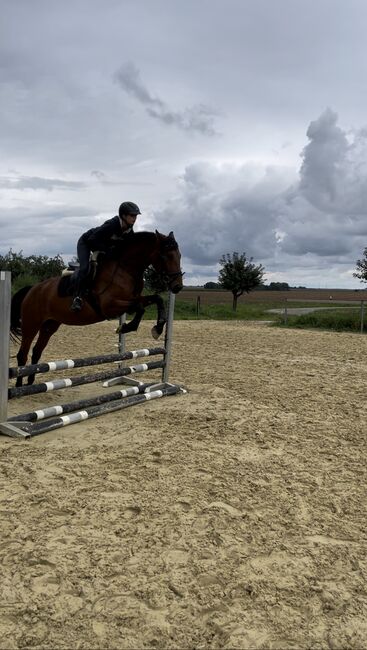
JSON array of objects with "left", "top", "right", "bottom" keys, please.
[
  {"left": 77, "top": 215, "right": 134, "bottom": 279},
  {"left": 78, "top": 215, "right": 134, "bottom": 252}
]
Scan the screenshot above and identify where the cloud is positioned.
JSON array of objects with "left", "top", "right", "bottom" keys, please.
[
  {"left": 0, "top": 174, "right": 85, "bottom": 191},
  {"left": 298, "top": 108, "right": 367, "bottom": 215},
  {"left": 154, "top": 110, "right": 367, "bottom": 286},
  {"left": 155, "top": 161, "right": 293, "bottom": 265},
  {"left": 114, "top": 61, "right": 219, "bottom": 136},
  {"left": 90, "top": 170, "right": 153, "bottom": 187},
  {"left": 0, "top": 205, "right": 96, "bottom": 257}
]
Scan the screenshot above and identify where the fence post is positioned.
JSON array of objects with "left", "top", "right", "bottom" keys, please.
[
  {"left": 0, "top": 271, "right": 11, "bottom": 424},
  {"left": 196, "top": 295, "right": 201, "bottom": 317},
  {"left": 361, "top": 301, "right": 365, "bottom": 334}
]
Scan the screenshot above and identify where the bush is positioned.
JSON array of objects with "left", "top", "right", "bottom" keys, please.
[
  {"left": 0, "top": 249, "right": 66, "bottom": 294},
  {"left": 279, "top": 309, "right": 364, "bottom": 333}
]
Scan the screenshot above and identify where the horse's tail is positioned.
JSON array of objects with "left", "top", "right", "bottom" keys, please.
[{"left": 10, "top": 285, "right": 32, "bottom": 343}]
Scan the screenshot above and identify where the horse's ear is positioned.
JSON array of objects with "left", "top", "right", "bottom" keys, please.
[{"left": 168, "top": 231, "right": 174, "bottom": 238}]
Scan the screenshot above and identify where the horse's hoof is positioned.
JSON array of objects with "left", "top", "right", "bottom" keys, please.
[{"left": 151, "top": 326, "right": 160, "bottom": 340}]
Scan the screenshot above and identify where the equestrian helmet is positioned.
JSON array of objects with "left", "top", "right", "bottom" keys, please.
[{"left": 119, "top": 201, "right": 141, "bottom": 217}]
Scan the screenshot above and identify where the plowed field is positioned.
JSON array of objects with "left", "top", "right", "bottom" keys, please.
[{"left": 178, "top": 288, "right": 367, "bottom": 304}]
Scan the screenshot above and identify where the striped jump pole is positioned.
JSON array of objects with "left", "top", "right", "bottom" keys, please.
[
  {"left": 19, "top": 385, "right": 185, "bottom": 437},
  {"left": 8, "top": 360, "right": 164, "bottom": 399},
  {"left": 9, "top": 347, "right": 165, "bottom": 380},
  {"left": 8, "top": 381, "right": 168, "bottom": 423}
]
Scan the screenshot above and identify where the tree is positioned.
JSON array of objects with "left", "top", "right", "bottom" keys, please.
[
  {"left": 218, "top": 252, "right": 265, "bottom": 311},
  {"left": 204, "top": 281, "right": 220, "bottom": 289},
  {"left": 0, "top": 249, "right": 66, "bottom": 292},
  {"left": 144, "top": 265, "right": 169, "bottom": 293},
  {"left": 354, "top": 247, "right": 367, "bottom": 283},
  {"left": 268, "top": 282, "right": 290, "bottom": 291}
]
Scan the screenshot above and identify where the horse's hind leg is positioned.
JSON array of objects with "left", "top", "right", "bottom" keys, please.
[
  {"left": 27, "top": 320, "right": 61, "bottom": 385},
  {"left": 15, "top": 323, "right": 43, "bottom": 388}
]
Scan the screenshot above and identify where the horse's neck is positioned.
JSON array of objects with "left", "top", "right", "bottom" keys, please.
[{"left": 116, "top": 238, "right": 155, "bottom": 273}]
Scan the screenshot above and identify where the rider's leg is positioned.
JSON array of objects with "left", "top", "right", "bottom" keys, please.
[{"left": 71, "top": 242, "right": 91, "bottom": 311}]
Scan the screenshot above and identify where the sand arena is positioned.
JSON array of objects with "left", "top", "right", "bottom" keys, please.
[{"left": 1, "top": 320, "right": 366, "bottom": 649}]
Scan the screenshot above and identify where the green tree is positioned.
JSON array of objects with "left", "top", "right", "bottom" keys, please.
[
  {"left": 204, "top": 281, "right": 220, "bottom": 289},
  {"left": 354, "top": 247, "right": 367, "bottom": 283},
  {"left": 0, "top": 249, "right": 66, "bottom": 292},
  {"left": 144, "top": 265, "right": 169, "bottom": 293},
  {"left": 218, "top": 252, "right": 265, "bottom": 311},
  {"left": 268, "top": 282, "right": 290, "bottom": 291}
]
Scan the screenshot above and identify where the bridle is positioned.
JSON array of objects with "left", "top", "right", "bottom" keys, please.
[{"left": 158, "top": 238, "right": 185, "bottom": 284}]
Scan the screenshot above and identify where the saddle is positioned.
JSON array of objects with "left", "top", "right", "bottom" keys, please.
[{"left": 58, "top": 252, "right": 100, "bottom": 298}]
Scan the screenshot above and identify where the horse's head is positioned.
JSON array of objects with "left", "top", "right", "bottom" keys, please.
[{"left": 153, "top": 231, "right": 183, "bottom": 294}]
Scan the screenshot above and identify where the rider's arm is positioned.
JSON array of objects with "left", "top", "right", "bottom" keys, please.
[{"left": 78, "top": 217, "right": 119, "bottom": 252}]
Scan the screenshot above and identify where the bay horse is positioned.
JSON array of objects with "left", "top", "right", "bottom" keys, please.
[{"left": 10, "top": 230, "right": 183, "bottom": 387}]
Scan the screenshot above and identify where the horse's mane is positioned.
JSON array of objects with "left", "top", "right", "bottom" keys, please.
[
  {"left": 104, "top": 230, "right": 178, "bottom": 262},
  {"left": 103, "top": 231, "right": 156, "bottom": 261},
  {"left": 130, "top": 231, "right": 158, "bottom": 244}
]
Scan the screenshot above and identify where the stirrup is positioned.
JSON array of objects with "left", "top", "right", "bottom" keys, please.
[{"left": 71, "top": 296, "right": 83, "bottom": 312}]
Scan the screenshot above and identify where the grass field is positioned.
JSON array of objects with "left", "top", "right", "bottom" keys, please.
[{"left": 143, "top": 287, "right": 367, "bottom": 332}]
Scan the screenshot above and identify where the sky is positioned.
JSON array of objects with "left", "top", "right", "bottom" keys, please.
[{"left": 1, "top": 0, "right": 367, "bottom": 288}]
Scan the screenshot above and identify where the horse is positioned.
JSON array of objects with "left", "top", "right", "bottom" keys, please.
[{"left": 10, "top": 230, "right": 183, "bottom": 387}]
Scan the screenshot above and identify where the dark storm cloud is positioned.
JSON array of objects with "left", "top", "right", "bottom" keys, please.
[
  {"left": 114, "top": 62, "right": 219, "bottom": 136},
  {"left": 155, "top": 109, "right": 367, "bottom": 286}
]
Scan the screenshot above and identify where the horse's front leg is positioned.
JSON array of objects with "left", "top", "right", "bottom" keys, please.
[{"left": 140, "top": 294, "right": 167, "bottom": 339}]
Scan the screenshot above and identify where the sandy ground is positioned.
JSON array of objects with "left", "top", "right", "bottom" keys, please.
[{"left": 1, "top": 320, "right": 367, "bottom": 650}]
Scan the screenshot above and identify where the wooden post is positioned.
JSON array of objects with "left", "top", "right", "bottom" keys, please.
[
  {"left": 0, "top": 271, "right": 11, "bottom": 424},
  {"left": 361, "top": 301, "right": 365, "bottom": 334},
  {"left": 196, "top": 295, "right": 201, "bottom": 317}
]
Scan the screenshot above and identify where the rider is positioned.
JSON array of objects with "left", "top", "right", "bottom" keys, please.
[{"left": 70, "top": 201, "right": 141, "bottom": 311}]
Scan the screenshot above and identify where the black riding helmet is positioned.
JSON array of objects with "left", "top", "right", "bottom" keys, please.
[{"left": 119, "top": 201, "right": 141, "bottom": 217}]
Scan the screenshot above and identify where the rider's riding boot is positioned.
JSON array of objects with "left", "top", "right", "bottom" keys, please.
[{"left": 71, "top": 295, "right": 83, "bottom": 312}]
